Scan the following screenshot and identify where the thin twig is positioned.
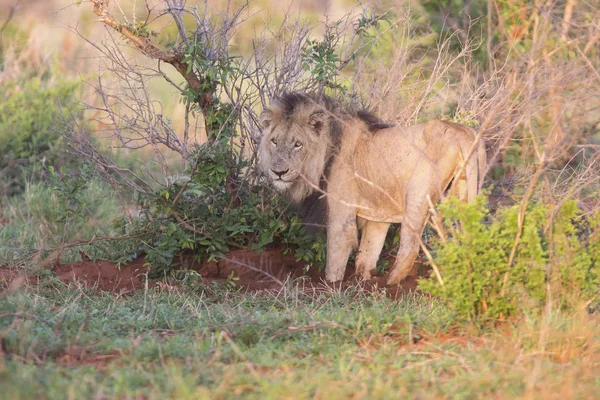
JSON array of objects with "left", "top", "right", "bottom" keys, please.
[{"left": 0, "top": 1, "right": 19, "bottom": 35}]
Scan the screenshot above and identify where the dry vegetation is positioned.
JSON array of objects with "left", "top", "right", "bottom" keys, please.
[{"left": 73, "top": 0, "right": 600, "bottom": 207}]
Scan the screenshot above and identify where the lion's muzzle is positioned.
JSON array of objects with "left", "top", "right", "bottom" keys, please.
[{"left": 270, "top": 167, "right": 289, "bottom": 179}]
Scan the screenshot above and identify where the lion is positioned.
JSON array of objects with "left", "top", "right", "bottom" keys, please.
[{"left": 258, "top": 93, "right": 486, "bottom": 285}]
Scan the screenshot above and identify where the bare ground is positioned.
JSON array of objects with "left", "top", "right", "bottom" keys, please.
[{"left": 0, "top": 248, "right": 427, "bottom": 298}]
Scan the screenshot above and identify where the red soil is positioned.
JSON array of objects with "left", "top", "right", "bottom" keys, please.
[
  {"left": 55, "top": 346, "right": 122, "bottom": 369},
  {"left": 52, "top": 258, "right": 151, "bottom": 292},
  {"left": 1, "top": 248, "right": 428, "bottom": 298}
]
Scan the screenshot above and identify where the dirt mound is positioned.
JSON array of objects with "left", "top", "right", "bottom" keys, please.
[
  {"left": 190, "top": 249, "right": 311, "bottom": 289},
  {"left": 53, "top": 258, "right": 150, "bottom": 292},
  {"left": 2, "top": 248, "right": 428, "bottom": 297}
]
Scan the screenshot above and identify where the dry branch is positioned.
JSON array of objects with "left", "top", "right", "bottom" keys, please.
[{"left": 91, "top": 0, "right": 213, "bottom": 114}]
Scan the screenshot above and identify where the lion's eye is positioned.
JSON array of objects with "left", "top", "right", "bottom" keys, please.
[
  {"left": 294, "top": 141, "right": 303, "bottom": 149},
  {"left": 271, "top": 138, "right": 277, "bottom": 146}
]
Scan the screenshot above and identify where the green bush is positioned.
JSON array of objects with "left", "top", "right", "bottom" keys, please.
[
  {"left": 0, "top": 165, "right": 123, "bottom": 264},
  {"left": 0, "top": 77, "right": 82, "bottom": 196},
  {"left": 419, "top": 196, "right": 600, "bottom": 321},
  {"left": 133, "top": 143, "right": 325, "bottom": 277}
]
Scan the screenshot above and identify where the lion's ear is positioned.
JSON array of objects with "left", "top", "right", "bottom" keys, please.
[
  {"left": 308, "top": 112, "right": 327, "bottom": 133},
  {"left": 259, "top": 110, "right": 273, "bottom": 129}
]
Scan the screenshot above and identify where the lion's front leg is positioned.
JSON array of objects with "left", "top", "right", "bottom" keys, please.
[
  {"left": 325, "top": 212, "right": 358, "bottom": 282},
  {"left": 355, "top": 220, "right": 390, "bottom": 280}
]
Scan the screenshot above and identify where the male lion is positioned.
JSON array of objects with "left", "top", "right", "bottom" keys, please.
[{"left": 258, "top": 93, "right": 486, "bottom": 285}]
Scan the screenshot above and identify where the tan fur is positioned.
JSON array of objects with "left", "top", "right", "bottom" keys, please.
[{"left": 259, "top": 95, "right": 486, "bottom": 285}]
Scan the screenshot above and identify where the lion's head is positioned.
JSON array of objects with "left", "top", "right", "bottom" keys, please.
[{"left": 258, "top": 93, "right": 341, "bottom": 204}]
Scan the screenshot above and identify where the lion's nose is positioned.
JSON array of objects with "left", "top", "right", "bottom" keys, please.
[{"left": 271, "top": 168, "right": 289, "bottom": 178}]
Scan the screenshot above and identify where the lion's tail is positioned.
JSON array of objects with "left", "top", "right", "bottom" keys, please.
[{"left": 465, "top": 132, "right": 486, "bottom": 204}]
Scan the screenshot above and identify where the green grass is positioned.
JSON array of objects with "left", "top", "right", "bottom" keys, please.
[{"left": 1, "top": 275, "right": 599, "bottom": 399}]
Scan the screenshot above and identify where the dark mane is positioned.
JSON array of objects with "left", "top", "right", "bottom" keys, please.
[
  {"left": 356, "top": 110, "right": 396, "bottom": 132},
  {"left": 275, "top": 92, "right": 336, "bottom": 117},
  {"left": 275, "top": 92, "right": 395, "bottom": 132}
]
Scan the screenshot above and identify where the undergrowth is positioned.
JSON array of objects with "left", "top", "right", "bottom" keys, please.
[
  {"left": 0, "top": 165, "right": 123, "bottom": 264},
  {"left": 420, "top": 196, "right": 600, "bottom": 320},
  {"left": 125, "top": 143, "right": 326, "bottom": 278},
  {"left": 0, "top": 77, "right": 83, "bottom": 196}
]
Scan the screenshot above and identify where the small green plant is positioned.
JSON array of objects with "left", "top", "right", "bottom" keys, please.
[
  {"left": 226, "top": 270, "right": 240, "bottom": 288},
  {"left": 0, "top": 77, "right": 83, "bottom": 196},
  {"left": 419, "top": 196, "right": 600, "bottom": 321}
]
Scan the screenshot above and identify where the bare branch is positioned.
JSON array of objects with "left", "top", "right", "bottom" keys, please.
[{"left": 91, "top": 0, "right": 213, "bottom": 113}]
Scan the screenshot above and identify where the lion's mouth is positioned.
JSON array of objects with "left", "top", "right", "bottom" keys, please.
[
  {"left": 270, "top": 171, "right": 298, "bottom": 183},
  {"left": 271, "top": 172, "right": 299, "bottom": 190},
  {"left": 272, "top": 175, "right": 296, "bottom": 182}
]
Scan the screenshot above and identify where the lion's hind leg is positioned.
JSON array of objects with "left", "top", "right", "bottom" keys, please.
[
  {"left": 355, "top": 221, "right": 390, "bottom": 280},
  {"left": 387, "top": 188, "right": 432, "bottom": 285},
  {"left": 387, "top": 225, "right": 425, "bottom": 285},
  {"left": 446, "top": 176, "right": 468, "bottom": 201}
]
